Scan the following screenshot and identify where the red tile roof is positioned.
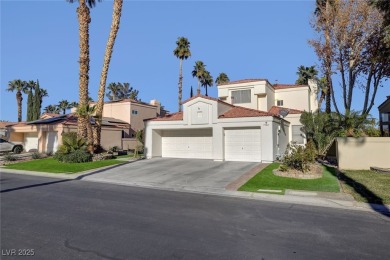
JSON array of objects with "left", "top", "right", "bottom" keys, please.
[
  {"left": 150, "top": 112, "right": 184, "bottom": 121},
  {"left": 273, "top": 84, "right": 307, "bottom": 90},
  {"left": 268, "top": 106, "right": 303, "bottom": 115},
  {"left": 0, "top": 122, "right": 18, "bottom": 128},
  {"left": 217, "top": 78, "right": 269, "bottom": 86},
  {"left": 219, "top": 106, "right": 273, "bottom": 118},
  {"left": 182, "top": 94, "right": 234, "bottom": 107}
]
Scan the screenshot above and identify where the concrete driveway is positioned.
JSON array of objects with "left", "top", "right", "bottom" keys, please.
[{"left": 82, "top": 158, "right": 260, "bottom": 192}]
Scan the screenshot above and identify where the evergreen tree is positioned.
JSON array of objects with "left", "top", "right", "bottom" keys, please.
[
  {"left": 33, "top": 80, "right": 41, "bottom": 120},
  {"left": 27, "top": 90, "right": 34, "bottom": 121}
]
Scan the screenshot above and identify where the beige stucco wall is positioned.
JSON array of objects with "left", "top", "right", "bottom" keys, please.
[
  {"left": 275, "top": 87, "right": 310, "bottom": 112},
  {"left": 129, "top": 103, "right": 158, "bottom": 133},
  {"left": 122, "top": 138, "right": 139, "bottom": 150},
  {"left": 336, "top": 137, "right": 390, "bottom": 170},
  {"left": 102, "top": 102, "right": 131, "bottom": 123},
  {"left": 101, "top": 128, "right": 123, "bottom": 150}
]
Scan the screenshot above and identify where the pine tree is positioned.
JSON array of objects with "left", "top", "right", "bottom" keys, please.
[
  {"left": 26, "top": 90, "right": 34, "bottom": 121},
  {"left": 33, "top": 80, "right": 41, "bottom": 120}
]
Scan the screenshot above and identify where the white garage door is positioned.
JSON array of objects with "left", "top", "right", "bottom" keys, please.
[
  {"left": 225, "top": 128, "right": 261, "bottom": 162},
  {"left": 24, "top": 133, "right": 39, "bottom": 152},
  {"left": 162, "top": 129, "right": 212, "bottom": 159},
  {"left": 46, "top": 131, "right": 58, "bottom": 153}
]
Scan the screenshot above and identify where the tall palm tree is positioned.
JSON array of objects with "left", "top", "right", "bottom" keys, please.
[
  {"left": 76, "top": 104, "right": 96, "bottom": 153},
  {"left": 58, "top": 100, "right": 71, "bottom": 115},
  {"left": 173, "top": 37, "right": 191, "bottom": 112},
  {"left": 192, "top": 61, "right": 206, "bottom": 95},
  {"left": 295, "top": 65, "right": 318, "bottom": 85},
  {"left": 315, "top": 0, "right": 334, "bottom": 114},
  {"left": 215, "top": 72, "right": 230, "bottom": 85},
  {"left": 7, "top": 80, "right": 28, "bottom": 122},
  {"left": 44, "top": 105, "right": 60, "bottom": 114},
  {"left": 200, "top": 70, "right": 213, "bottom": 96},
  {"left": 70, "top": 101, "right": 79, "bottom": 109},
  {"left": 67, "top": 0, "right": 101, "bottom": 139},
  {"left": 95, "top": 0, "right": 124, "bottom": 150},
  {"left": 106, "top": 82, "right": 122, "bottom": 101}
]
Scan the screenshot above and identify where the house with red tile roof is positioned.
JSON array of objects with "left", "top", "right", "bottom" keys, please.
[
  {"left": 144, "top": 78, "right": 318, "bottom": 162},
  {"left": 6, "top": 114, "right": 129, "bottom": 153}
]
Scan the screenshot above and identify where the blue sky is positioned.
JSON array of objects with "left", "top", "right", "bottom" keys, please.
[{"left": 1, "top": 0, "right": 388, "bottom": 121}]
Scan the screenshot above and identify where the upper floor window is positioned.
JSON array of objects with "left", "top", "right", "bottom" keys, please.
[
  {"left": 132, "top": 110, "right": 138, "bottom": 115},
  {"left": 277, "top": 100, "right": 283, "bottom": 106},
  {"left": 231, "top": 89, "right": 251, "bottom": 104}
]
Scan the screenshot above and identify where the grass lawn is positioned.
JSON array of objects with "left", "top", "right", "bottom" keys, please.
[
  {"left": 4, "top": 157, "right": 124, "bottom": 174},
  {"left": 239, "top": 163, "right": 340, "bottom": 194},
  {"left": 338, "top": 169, "right": 390, "bottom": 205}
]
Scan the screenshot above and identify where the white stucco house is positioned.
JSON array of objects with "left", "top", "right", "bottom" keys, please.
[{"left": 144, "top": 78, "right": 318, "bottom": 162}]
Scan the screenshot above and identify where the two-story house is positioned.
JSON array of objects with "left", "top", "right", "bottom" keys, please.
[{"left": 144, "top": 78, "right": 318, "bottom": 162}]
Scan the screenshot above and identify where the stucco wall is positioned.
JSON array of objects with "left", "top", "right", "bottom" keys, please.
[
  {"left": 284, "top": 114, "right": 305, "bottom": 144},
  {"left": 122, "top": 138, "right": 139, "bottom": 150},
  {"left": 102, "top": 102, "right": 131, "bottom": 124},
  {"left": 130, "top": 103, "right": 158, "bottom": 133},
  {"left": 336, "top": 137, "right": 390, "bottom": 170},
  {"left": 101, "top": 128, "right": 123, "bottom": 150},
  {"left": 275, "top": 87, "right": 310, "bottom": 112}
]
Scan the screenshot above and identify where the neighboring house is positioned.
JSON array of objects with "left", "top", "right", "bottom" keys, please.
[
  {"left": 379, "top": 96, "right": 390, "bottom": 137},
  {"left": 7, "top": 114, "right": 129, "bottom": 153},
  {"left": 71, "top": 99, "right": 164, "bottom": 150},
  {"left": 144, "top": 78, "right": 318, "bottom": 162},
  {"left": 0, "top": 121, "right": 17, "bottom": 139}
]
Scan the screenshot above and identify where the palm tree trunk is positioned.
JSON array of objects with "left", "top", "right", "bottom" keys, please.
[
  {"left": 205, "top": 86, "right": 208, "bottom": 96},
  {"left": 86, "top": 119, "right": 94, "bottom": 153},
  {"left": 95, "top": 0, "right": 123, "bottom": 149},
  {"left": 178, "top": 58, "right": 183, "bottom": 112},
  {"left": 77, "top": 0, "right": 90, "bottom": 139},
  {"left": 197, "top": 80, "right": 201, "bottom": 95},
  {"left": 324, "top": 0, "right": 332, "bottom": 114},
  {"left": 16, "top": 91, "right": 23, "bottom": 122}
]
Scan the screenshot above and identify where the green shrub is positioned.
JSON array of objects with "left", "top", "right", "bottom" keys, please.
[
  {"left": 54, "top": 132, "right": 91, "bottom": 163},
  {"left": 3, "top": 153, "right": 16, "bottom": 162},
  {"left": 32, "top": 152, "right": 42, "bottom": 159},
  {"left": 54, "top": 149, "right": 92, "bottom": 163},
  {"left": 281, "top": 143, "right": 316, "bottom": 172},
  {"left": 57, "top": 132, "right": 87, "bottom": 154}
]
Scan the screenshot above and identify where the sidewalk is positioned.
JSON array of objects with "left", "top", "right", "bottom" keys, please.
[{"left": 2, "top": 165, "right": 389, "bottom": 217}]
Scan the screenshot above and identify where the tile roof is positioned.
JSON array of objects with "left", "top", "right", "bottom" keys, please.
[
  {"left": 0, "top": 122, "right": 18, "bottom": 128},
  {"left": 273, "top": 84, "right": 307, "bottom": 90},
  {"left": 217, "top": 78, "right": 269, "bottom": 86},
  {"left": 268, "top": 106, "right": 303, "bottom": 115},
  {"left": 90, "top": 98, "right": 157, "bottom": 107},
  {"left": 219, "top": 106, "right": 273, "bottom": 118},
  {"left": 150, "top": 112, "right": 183, "bottom": 121},
  {"left": 182, "top": 94, "right": 234, "bottom": 107}
]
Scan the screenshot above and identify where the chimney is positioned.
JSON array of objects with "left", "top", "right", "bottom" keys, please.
[{"left": 150, "top": 99, "right": 161, "bottom": 116}]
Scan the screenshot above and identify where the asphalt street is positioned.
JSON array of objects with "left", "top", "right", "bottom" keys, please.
[{"left": 1, "top": 172, "right": 390, "bottom": 260}]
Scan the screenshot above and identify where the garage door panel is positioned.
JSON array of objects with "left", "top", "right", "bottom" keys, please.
[
  {"left": 24, "top": 133, "right": 39, "bottom": 152},
  {"left": 162, "top": 129, "right": 212, "bottom": 159},
  {"left": 225, "top": 128, "right": 261, "bottom": 162}
]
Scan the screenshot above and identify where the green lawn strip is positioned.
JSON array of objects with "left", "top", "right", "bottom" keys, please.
[
  {"left": 239, "top": 163, "right": 340, "bottom": 194},
  {"left": 339, "top": 169, "right": 390, "bottom": 205},
  {"left": 4, "top": 157, "right": 124, "bottom": 174}
]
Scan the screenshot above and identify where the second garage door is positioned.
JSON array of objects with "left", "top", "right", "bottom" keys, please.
[
  {"left": 162, "top": 129, "right": 212, "bottom": 159},
  {"left": 225, "top": 128, "right": 261, "bottom": 162},
  {"left": 24, "top": 133, "right": 39, "bottom": 152}
]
